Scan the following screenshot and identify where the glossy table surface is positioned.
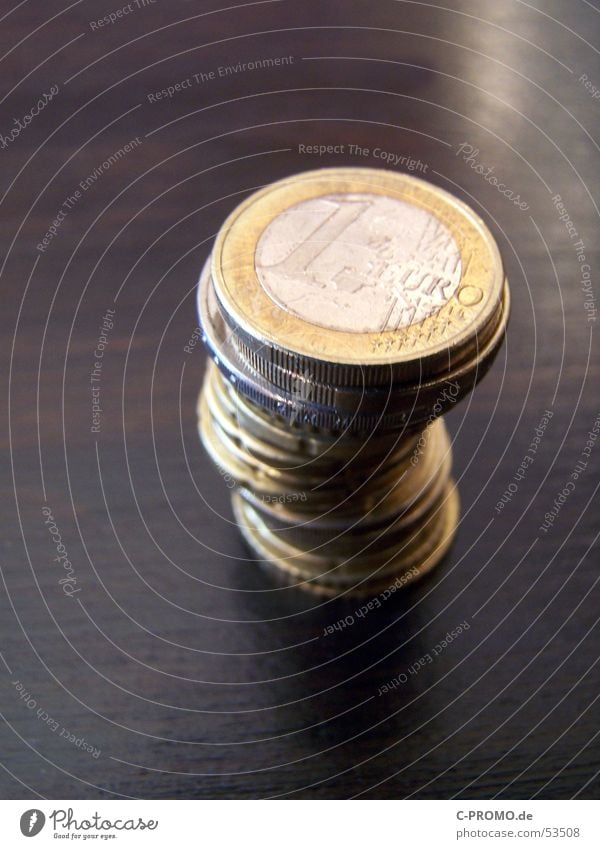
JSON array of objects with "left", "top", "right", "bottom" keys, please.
[{"left": 1, "top": 0, "right": 598, "bottom": 799}]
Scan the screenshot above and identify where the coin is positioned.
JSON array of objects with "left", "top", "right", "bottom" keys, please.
[
  {"left": 211, "top": 167, "right": 505, "bottom": 385},
  {"left": 196, "top": 167, "right": 509, "bottom": 596}
]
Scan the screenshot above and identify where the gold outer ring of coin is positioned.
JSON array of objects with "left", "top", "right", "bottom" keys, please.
[{"left": 210, "top": 167, "right": 505, "bottom": 386}]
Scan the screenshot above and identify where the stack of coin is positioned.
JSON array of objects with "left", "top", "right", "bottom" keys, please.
[{"left": 197, "top": 167, "right": 509, "bottom": 595}]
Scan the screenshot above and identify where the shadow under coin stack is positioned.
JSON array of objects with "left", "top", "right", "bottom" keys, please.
[{"left": 197, "top": 168, "right": 509, "bottom": 596}]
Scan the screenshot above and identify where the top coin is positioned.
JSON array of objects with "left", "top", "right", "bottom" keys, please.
[{"left": 211, "top": 168, "right": 505, "bottom": 382}]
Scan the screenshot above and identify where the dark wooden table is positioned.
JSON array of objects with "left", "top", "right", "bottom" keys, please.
[{"left": 1, "top": 0, "right": 598, "bottom": 799}]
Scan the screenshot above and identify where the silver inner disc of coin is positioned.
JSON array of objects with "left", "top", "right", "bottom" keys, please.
[{"left": 254, "top": 192, "right": 462, "bottom": 333}]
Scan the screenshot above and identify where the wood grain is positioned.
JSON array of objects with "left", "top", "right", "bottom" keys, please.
[{"left": 1, "top": 0, "right": 598, "bottom": 799}]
